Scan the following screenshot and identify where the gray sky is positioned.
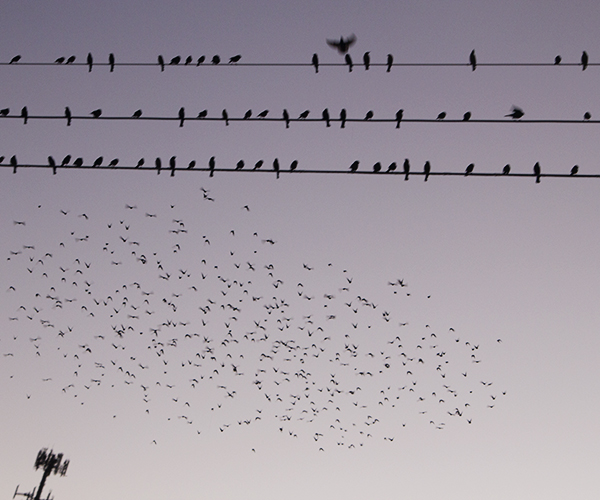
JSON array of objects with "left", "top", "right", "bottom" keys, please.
[{"left": 1, "top": 1, "right": 600, "bottom": 500}]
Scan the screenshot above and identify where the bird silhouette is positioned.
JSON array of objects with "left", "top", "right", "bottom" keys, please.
[
  {"left": 197, "top": 56, "right": 206, "bottom": 65},
  {"left": 257, "top": 110, "right": 269, "bottom": 118},
  {"left": 395, "top": 109, "right": 403, "bottom": 129},
  {"left": 581, "top": 51, "right": 589, "bottom": 70},
  {"left": 86, "top": 53, "right": 93, "bottom": 72},
  {"left": 155, "top": 157, "right": 162, "bottom": 175},
  {"left": 209, "top": 156, "right": 215, "bottom": 177},
  {"left": 423, "top": 161, "right": 431, "bottom": 181},
  {"left": 11, "top": 155, "right": 18, "bottom": 174},
  {"left": 158, "top": 55, "right": 165, "bottom": 71},
  {"left": 299, "top": 110, "right": 309, "bottom": 119},
  {"left": 273, "top": 158, "right": 280, "bottom": 179},
  {"left": 74, "top": 157, "right": 84, "bottom": 167},
  {"left": 340, "top": 109, "right": 347, "bottom": 128},
  {"left": 403, "top": 159, "right": 410, "bottom": 180},
  {"left": 364, "top": 110, "right": 374, "bottom": 120},
  {"left": 185, "top": 56, "right": 193, "bottom": 65},
  {"left": 584, "top": 112, "right": 592, "bottom": 120},
  {"left": 469, "top": 50, "right": 476, "bottom": 71},
  {"left": 373, "top": 162, "right": 381, "bottom": 173},
  {"left": 91, "top": 109, "right": 102, "bottom": 118},
  {"left": 92, "top": 156, "right": 103, "bottom": 167},
  {"left": 170, "top": 56, "right": 181, "bottom": 65},
  {"left": 363, "top": 52, "right": 370, "bottom": 70},
  {"left": 179, "top": 107, "right": 185, "bottom": 127},
  {"left": 133, "top": 109, "right": 142, "bottom": 118},
  {"left": 236, "top": 160, "right": 245, "bottom": 170},
  {"left": 436, "top": 112, "right": 446, "bottom": 120},
  {"left": 188, "top": 160, "right": 196, "bottom": 169},
  {"left": 169, "top": 156, "right": 176, "bottom": 176},
  {"left": 570, "top": 165, "right": 579, "bottom": 175},
  {"left": 505, "top": 106, "right": 524, "bottom": 119},
  {"left": 533, "top": 162, "right": 541, "bottom": 183},
  {"left": 21, "top": 106, "right": 28, "bottom": 124},
  {"left": 254, "top": 160, "right": 263, "bottom": 170},
  {"left": 9, "top": 55, "right": 21, "bottom": 64},
  {"left": 312, "top": 53, "right": 319, "bottom": 73},
  {"left": 66, "top": 55, "right": 76, "bottom": 64},
  {"left": 108, "top": 158, "right": 119, "bottom": 168},
  {"left": 326, "top": 35, "right": 357, "bottom": 54},
  {"left": 502, "top": 164, "right": 510, "bottom": 175},
  {"left": 0, "top": 108, "right": 9, "bottom": 116},
  {"left": 61, "top": 155, "right": 71, "bottom": 167},
  {"left": 228, "top": 55, "right": 242, "bottom": 64},
  {"left": 55, "top": 56, "right": 65, "bottom": 64},
  {"left": 463, "top": 112, "right": 471, "bottom": 121},
  {"left": 387, "top": 162, "right": 397, "bottom": 172},
  {"left": 290, "top": 160, "right": 298, "bottom": 171},
  {"left": 65, "top": 107, "right": 72, "bottom": 126},
  {"left": 109, "top": 53, "right": 115, "bottom": 72},
  {"left": 211, "top": 55, "right": 221, "bottom": 64},
  {"left": 554, "top": 55, "right": 562, "bottom": 65},
  {"left": 322, "top": 108, "right": 330, "bottom": 127},
  {"left": 135, "top": 158, "right": 144, "bottom": 168},
  {"left": 197, "top": 110, "right": 208, "bottom": 119},
  {"left": 386, "top": 54, "right": 393, "bottom": 72},
  {"left": 243, "top": 110, "right": 252, "bottom": 120},
  {"left": 222, "top": 109, "right": 229, "bottom": 126},
  {"left": 345, "top": 54, "right": 353, "bottom": 72},
  {"left": 282, "top": 109, "right": 290, "bottom": 128},
  {"left": 465, "top": 163, "right": 474, "bottom": 176}
]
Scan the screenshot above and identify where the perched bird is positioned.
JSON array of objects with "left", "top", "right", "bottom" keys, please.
[
  {"left": 322, "top": 108, "right": 330, "bottom": 127},
  {"left": 273, "top": 158, "right": 280, "bottom": 179},
  {"left": 66, "top": 55, "right": 76, "bottom": 64},
  {"left": 178, "top": 107, "right": 185, "bottom": 127},
  {"left": 170, "top": 56, "right": 181, "bottom": 65},
  {"left": 584, "top": 112, "right": 591, "bottom": 120},
  {"left": 55, "top": 56, "right": 65, "bottom": 64},
  {"left": 469, "top": 50, "right": 477, "bottom": 71},
  {"left": 209, "top": 156, "right": 215, "bottom": 177},
  {"left": 10, "top": 55, "right": 21, "bottom": 64},
  {"left": 465, "top": 163, "right": 475, "bottom": 176},
  {"left": 312, "top": 53, "right": 319, "bottom": 73},
  {"left": 229, "top": 55, "right": 242, "bottom": 64},
  {"left": 290, "top": 160, "right": 298, "bottom": 171},
  {"left": 65, "top": 107, "right": 72, "bottom": 126},
  {"left": 257, "top": 110, "right": 269, "bottom": 118},
  {"left": 0, "top": 108, "right": 9, "bottom": 116},
  {"left": 436, "top": 112, "right": 446, "bottom": 120},
  {"left": 581, "top": 51, "right": 589, "bottom": 70},
  {"left": 73, "top": 157, "right": 84, "bottom": 167},
  {"left": 282, "top": 109, "right": 290, "bottom": 128},
  {"left": 21, "top": 106, "right": 28, "bottom": 124},
  {"left": 92, "top": 156, "right": 103, "bottom": 167},
  {"left": 211, "top": 55, "right": 221, "bottom": 64},
  {"left": 197, "top": 109, "right": 208, "bottom": 118},
  {"left": 47, "top": 156, "right": 56, "bottom": 170},
  {"left": 61, "top": 155, "right": 71, "bottom": 166},
  {"left": 386, "top": 54, "right": 393, "bottom": 72},
  {"left": 395, "top": 109, "right": 403, "bottom": 129},
  {"left": 155, "top": 157, "right": 162, "bottom": 175},
  {"left": 364, "top": 110, "right": 374, "bottom": 120},
  {"left": 326, "top": 35, "right": 357, "bottom": 54},
  {"left": 340, "top": 108, "right": 347, "bottom": 128},
  {"left": 91, "top": 109, "right": 102, "bottom": 118},
  {"left": 87, "top": 53, "right": 93, "bottom": 72},
  {"left": 463, "top": 111, "right": 471, "bottom": 121},
  {"left": 299, "top": 110, "right": 309, "bottom": 119},
  {"left": 423, "top": 161, "right": 431, "bottom": 181},
  {"left": 554, "top": 55, "right": 562, "bottom": 65},
  {"left": 135, "top": 158, "right": 144, "bottom": 168},
  {"left": 254, "top": 160, "right": 264, "bottom": 170},
  {"left": 349, "top": 160, "right": 359, "bottom": 172},
  {"left": 363, "top": 52, "right": 370, "bottom": 70},
  {"left": 109, "top": 53, "right": 115, "bottom": 72},
  {"left": 222, "top": 109, "right": 229, "bottom": 126},
  {"left": 502, "top": 164, "right": 510, "bottom": 175},
  {"left": 169, "top": 156, "right": 176, "bottom": 176},
  {"left": 236, "top": 160, "right": 245, "bottom": 170},
  {"left": 158, "top": 55, "right": 165, "bottom": 71},
  {"left": 345, "top": 53, "right": 353, "bottom": 72},
  {"left": 373, "top": 162, "right": 381, "bottom": 173},
  {"left": 243, "top": 110, "right": 252, "bottom": 119},
  {"left": 387, "top": 162, "right": 397, "bottom": 172},
  {"left": 533, "top": 162, "right": 541, "bottom": 183},
  {"left": 11, "top": 155, "right": 18, "bottom": 174},
  {"left": 403, "top": 159, "right": 410, "bottom": 180},
  {"left": 187, "top": 160, "right": 196, "bottom": 169},
  {"left": 570, "top": 165, "right": 579, "bottom": 175},
  {"left": 197, "top": 56, "right": 206, "bottom": 65},
  {"left": 133, "top": 109, "right": 142, "bottom": 118},
  {"left": 185, "top": 56, "right": 193, "bottom": 65},
  {"left": 505, "top": 106, "right": 524, "bottom": 119},
  {"left": 108, "top": 158, "right": 119, "bottom": 168}
]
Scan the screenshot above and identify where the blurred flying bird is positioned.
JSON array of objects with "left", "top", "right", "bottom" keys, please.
[
  {"left": 109, "top": 53, "right": 115, "bottom": 72},
  {"left": 423, "top": 161, "right": 431, "bottom": 181},
  {"left": 465, "top": 163, "right": 474, "bottom": 176},
  {"left": 505, "top": 106, "right": 524, "bottom": 119},
  {"left": 403, "top": 159, "right": 410, "bottom": 180},
  {"left": 322, "top": 108, "right": 330, "bottom": 127},
  {"left": 581, "top": 51, "right": 589, "bottom": 70},
  {"left": 345, "top": 54, "right": 353, "bottom": 72},
  {"left": 212, "top": 55, "right": 221, "bottom": 64},
  {"left": 469, "top": 50, "right": 476, "bottom": 71},
  {"left": 533, "top": 162, "right": 541, "bottom": 183},
  {"left": 326, "top": 35, "right": 357, "bottom": 54},
  {"left": 312, "top": 53, "right": 319, "bottom": 73},
  {"left": 386, "top": 54, "right": 393, "bottom": 72},
  {"left": 10, "top": 55, "right": 21, "bottom": 64},
  {"left": 395, "top": 109, "right": 403, "bottom": 128},
  {"left": 340, "top": 108, "right": 347, "bottom": 128},
  {"left": 363, "top": 52, "right": 370, "bottom": 70},
  {"left": 229, "top": 55, "right": 242, "bottom": 64},
  {"left": 65, "top": 107, "right": 72, "bottom": 126}
]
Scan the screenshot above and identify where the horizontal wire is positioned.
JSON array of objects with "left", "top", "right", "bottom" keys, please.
[{"left": 0, "top": 162, "right": 594, "bottom": 179}]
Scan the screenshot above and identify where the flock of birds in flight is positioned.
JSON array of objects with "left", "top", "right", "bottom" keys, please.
[{"left": 2, "top": 191, "right": 504, "bottom": 450}]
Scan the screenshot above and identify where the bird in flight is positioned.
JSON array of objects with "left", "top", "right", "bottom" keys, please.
[{"left": 326, "top": 34, "right": 357, "bottom": 54}]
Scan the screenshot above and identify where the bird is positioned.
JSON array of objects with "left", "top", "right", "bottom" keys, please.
[
  {"left": 505, "top": 106, "right": 524, "bottom": 119},
  {"left": 197, "top": 110, "right": 208, "bottom": 119},
  {"left": 92, "top": 156, "right": 103, "bottom": 167},
  {"left": 290, "top": 160, "right": 298, "bottom": 171},
  {"left": 158, "top": 55, "right": 165, "bottom": 71},
  {"left": 469, "top": 50, "right": 477, "bottom": 71},
  {"left": 533, "top": 162, "right": 541, "bottom": 183},
  {"left": 403, "top": 159, "right": 410, "bottom": 180},
  {"left": 133, "top": 109, "right": 142, "bottom": 118},
  {"left": 65, "top": 107, "right": 72, "bottom": 126},
  {"left": 273, "top": 158, "right": 280, "bottom": 179},
  {"left": 465, "top": 163, "right": 474, "bottom": 176},
  {"left": 10, "top": 55, "right": 21, "bottom": 64},
  {"left": 169, "top": 156, "right": 176, "bottom": 176},
  {"left": 463, "top": 111, "right": 471, "bottom": 121},
  {"left": 386, "top": 54, "right": 393, "bottom": 72},
  {"left": 109, "top": 53, "right": 115, "bottom": 72},
  {"left": 73, "top": 157, "right": 84, "bottom": 167},
  {"left": 345, "top": 54, "right": 353, "bottom": 72},
  {"left": 254, "top": 160, "right": 263, "bottom": 170},
  {"left": 436, "top": 112, "right": 446, "bottom": 120},
  {"left": 363, "top": 52, "right": 370, "bottom": 70},
  {"left": 211, "top": 55, "right": 221, "bottom": 64},
  {"left": 387, "top": 162, "right": 397, "bottom": 172},
  {"left": 340, "top": 109, "right": 347, "bottom": 128},
  {"left": 502, "top": 164, "right": 510, "bottom": 175},
  {"left": 581, "top": 51, "right": 589, "bottom": 70},
  {"left": 322, "top": 108, "right": 330, "bottom": 127},
  {"left": 155, "top": 157, "right": 162, "bottom": 175},
  {"left": 209, "top": 156, "right": 215, "bottom": 177},
  {"left": 185, "top": 56, "right": 193, "bottom": 65},
  {"left": 423, "top": 161, "right": 431, "bottom": 181},
  {"left": 11, "top": 155, "right": 18, "bottom": 174},
  {"left": 257, "top": 110, "right": 269, "bottom": 118},
  {"left": 222, "top": 109, "right": 229, "bottom": 126},
  {"left": 178, "top": 107, "right": 185, "bottom": 127},
  {"left": 373, "top": 162, "right": 381, "bottom": 173},
  {"left": 395, "top": 109, "right": 403, "bottom": 129},
  {"left": 236, "top": 160, "right": 245, "bottom": 170},
  {"left": 570, "top": 165, "right": 579, "bottom": 175},
  {"left": 91, "top": 109, "right": 102, "bottom": 118},
  {"left": 243, "top": 110, "right": 252, "bottom": 119},
  {"left": 170, "top": 56, "right": 181, "bottom": 65},
  {"left": 197, "top": 56, "right": 206, "bottom": 65},
  {"left": 584, "top": 112, "right": 591, "bottom": 120},
  {"left": 135, "top": 158, "right": 144, "bottom": 168},
  {"left": 55, "top": 56, "right": 65, "bottom": 64},
  {"left": 66, "top": 55, "right": 76, "bottom": 64},
  {"left": 187, "top": 160, "right": 196, "bottom": 169},
  {"left": 326, "top": 35, "right": 357, "bottom": 54},
  {"left": 282, "top": 109, "right": 290, "bottom": 128},
  {"left": 86, "top": 53, "right": 93, "bottom": 72},
  {"left": 228, "top": 55, "right": 242, "bottom": 64},
  {"left": 0, "top": 108, "right": 9, "bottom": 116},
  {"left": 554, "top": 55, "right": 562, "bottom": 65},
  {"left": 365, "top": 110, "right": 374, "bottom": 120},
  {"left": 299, "top": 110, "right": 309, "bottom": 119},
  {"left": 108, "top": 158, "right": 119, "bottom": 168},
  {"left": 312, "top": 53, "right": 319, "bottom": 73},
  {"left": 21, "top": 106, "right": 28, "bottom": 124},
  {"left": 61, "top": 155, "right": 71, "bottom": 167}
]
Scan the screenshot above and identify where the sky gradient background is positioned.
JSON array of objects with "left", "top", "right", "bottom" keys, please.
[{"left": 1, "top": 1, "right": 600, "bottom": 500}]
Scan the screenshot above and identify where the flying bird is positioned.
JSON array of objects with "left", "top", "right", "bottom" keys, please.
[
  {"left": 363, "top": 52, "right": 370, "bottom": 70},
  {"left": 326, "top": 34, "right": 357, "bottom": 54},
  {"left": 312, "top": 53, "right": 319, "bottom": 73},
  {"left": 469, "top": 50, "right": 476, "bottom": 71},
  {"left": 505, "top": 106, "right": 524, "bottom": 119},
  {"left": 386, "top": 54, "right": 393, "bottom": 72}
]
